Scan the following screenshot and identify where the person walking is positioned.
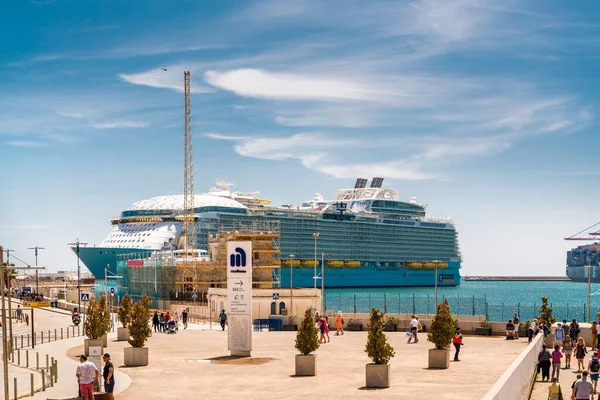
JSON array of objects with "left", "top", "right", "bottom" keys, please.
[
  {"left": 407, "top": 315, "right": 419, "bottom": 344},
  {"left": 588, "top": 351, "right": 600, "bottom": 394},
  {"left": 174, "top": 311, "right": 180, "bottom": 328},
  {"left": 513, "top": 312, "right": 520, "bottom": 339},
  {"left": 576, "top": 337, "right": 588, "bottom": 373},
  {"left": 335, "top": 311, "right": 344, "bottom": 336},
  {"left": 538, "top": 344, "right": 552, "bottom": 382},
  {"left": 76, "top": 355, "right": 98, "bottom": 400},
  {"left": 547, "top": 377, "right": 562, "bottom": 400},
  {"left": 554, "top": 323, "right": 564, "bottom": 348},
  {"left": 159, "top": 313, "right": 165, "bottom": 332},
  {"left": 152, "top": 312, "right": 159, "bottom": 333},
  {"left": 15, "top": 305, "right": 23, "bottom": 322},
  {"left": 219, "top": 309, "right": 227, "bottom": 331},
  {"left": 102, "top": 353, "right": 115, "bottom": 400},
  {"left": 592, "top": 322, "right": 598, "bottom": 350},
  {"left": 570, "top": 318, "right": 581, "bottom": 342},
  {"left": 528, "top": 320, "right": 535, "bottom": 343},
  {"left": 318, "top": 316, "right": 327, "bottom": 344},
  {"left": 323, "top": 316, "right": 330, "bottom": 343},
  {"left": 564, "top": 336, "right": 574, "bottom": 369},
  {"left": 164, "top": 312, "right": 171, "bottom": 331},
  {"left": 572, "top": 371, "right": 594, "bottom": 400},
  {"left": 551, "top": 344, "right": 563, "bottom": 381},
  {"left": 182, "top": 308, "right": 189, "bottom": 329},
  {"left": 453, "top": 328, "right": 463, "bottom": 361}
]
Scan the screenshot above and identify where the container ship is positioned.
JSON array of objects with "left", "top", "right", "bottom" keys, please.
[
  {"left": 72, "top": 177, "right": 462, "bottom": 288},
  {"left": 566, "top": 243, "right": 600, "bottom": 282}
]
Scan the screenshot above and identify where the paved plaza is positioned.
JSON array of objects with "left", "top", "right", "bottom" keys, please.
[{"left": 59, "top": 325, "right": 527, "bottom": 400}]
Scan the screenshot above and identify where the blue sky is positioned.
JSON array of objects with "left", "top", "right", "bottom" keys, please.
[{"left": 0, "top": 0, "right": 598, "bottom": 277}]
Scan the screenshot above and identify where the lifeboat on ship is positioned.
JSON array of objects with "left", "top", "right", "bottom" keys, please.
[
  {"left": 327, "top": 260, "right": 344, "bottom": 268},
  {"left": 301, "top": 260, "right": 318, "bottom": 267},
  {"left": 408, "top": 262, "right": 422, "bottom": 269},
  {"left": 423, "top": 262, "right": 436, "bottom": 269},
  {"left": 344, "top": 260, "right": 360, "bottom": 268},
  {"left": 281, "top": 259, "right": 301, "bottom": 267}
]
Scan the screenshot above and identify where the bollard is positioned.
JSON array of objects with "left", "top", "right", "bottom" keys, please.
[
  {"left": 30, "top": 373, "right": 34, "bottom": 396},
  {"left": 36, "top": 352, "right": 39, "bottom": 370},
  {"left": 27, "top": 334, "right": 30, "bottom": 347},
  {"left": 54, "top": 360, "right": 58, "bottom": 383},
  {"left": 17, "top": 349, "right": 20, "bottom": 366},
  {"left": 14, "top": 377, "right": 17, "bottom": 400},
  {"left": 67, "top": 327, "right": 70, "bottom": 338},
  {"left": 50, "top": 359, "right": 54, "bottom": 388},
  {"left": 21, "top": 335, "right": 23, "bottom": 349},
  {"left": 48, "top": 330, "right": 50, "bottom": 342},
  {"left": 46, "top": 353, "right": 49, "bottom": 371},
  {"left": 26, "top": 350, "right": 29, "bottom": 368},
  {"left": 77, "top": 325, "right": 80, "bottom": 336},
  {"left": 41, "top": 370, "right": 46, "bottom": 391},
  {"left": 54, "top": 329, "right": 57, "bottom": 341},
  {"left": 61, "top": 327, "right": 63, "bottom": 340},
  {"left": 41, "top": 331, "right": 44, "bottom": 344}
]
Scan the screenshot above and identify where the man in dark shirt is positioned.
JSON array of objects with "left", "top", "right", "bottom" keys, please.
[
  {"left": 182, "top": 308, "right": 189, "bottom": 329},
  {"left": 102, "top": 353, "right": 115, "bottom": 399}
]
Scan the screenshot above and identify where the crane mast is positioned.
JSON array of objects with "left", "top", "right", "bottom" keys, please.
[{"left": 182, "top": 71, "right": 196, "bottom": 258}]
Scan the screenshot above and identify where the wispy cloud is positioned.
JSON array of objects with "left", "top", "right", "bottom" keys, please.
[
  {"left": 56, "top": 111, "right": 85, "bottom": 119},
  {"left": 119, "top": 67, "right": 212, "bottom": 93},
  {"left": 6, "top": 140, "right": 49, "bottom": 147},
  {"left": 89, "top": 120, "right": 149, "bottom": 129}
]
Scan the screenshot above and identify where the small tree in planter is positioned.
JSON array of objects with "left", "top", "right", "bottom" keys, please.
[
  {"left": 539, "top": 297, "right": 556, "bottom": 325},
  {"left": 365, "top": 308, "right": 395, "bottom": 388},
  {"left": 117, "top": 294, "right": 132, "bottom": 341},
  {"left": 83, "top": 296, "right": 111, "bottom": 355},
  {"left": 294, "top": 308, "right": 320, "bottom": 376},
  {"left": 125, "top": 294, "right": 152, "bottom": 366},
  {"left": 427, "top": 299, "right": 454, "bottom": 369}
]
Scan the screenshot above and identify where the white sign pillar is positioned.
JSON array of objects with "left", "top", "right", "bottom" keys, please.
[{"left": 227, "top": 241, "right": 253, "bottom": 357}]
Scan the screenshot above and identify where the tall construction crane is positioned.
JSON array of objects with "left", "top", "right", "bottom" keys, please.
[
  {"left": 181, "top": 71, "right": 196, "bottom": 260},
  {"left": 564, "top": 221, "right": 600, "bottom": 241}
]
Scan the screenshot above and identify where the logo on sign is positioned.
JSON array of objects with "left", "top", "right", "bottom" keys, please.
[
  {"left": 126, "top": 259, "right": 144, "bottom": 267},
  {"left": 110, "top": 287, "right": 115, "bottom": 294},
  {"left": 81, "top": 293, "right": 90, "bottom": 302},
  {"left": 229, "top": 247, "right": 247, "bottom": 273},
  {"left": 273, "top": 293, "right": 280, "bottom": 300}
]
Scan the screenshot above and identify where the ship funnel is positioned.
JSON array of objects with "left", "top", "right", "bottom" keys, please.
[{"left": 410, "top": 196, "right": 417, "bottom": 204}]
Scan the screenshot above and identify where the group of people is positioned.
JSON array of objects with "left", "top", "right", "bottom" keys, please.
[
  {"left": 75, "top": 353, "right": 115, "bottom": 400},
  {"left": 313, "top": 311, "right": 344, "bottom": 343},
  {"left": 152, "top": 309, "right": 189, "bottom": 332}
]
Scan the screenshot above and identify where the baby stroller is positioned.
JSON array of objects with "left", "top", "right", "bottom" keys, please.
[{"left": 167, "top": 320, "right": 178, "bottom": 334}]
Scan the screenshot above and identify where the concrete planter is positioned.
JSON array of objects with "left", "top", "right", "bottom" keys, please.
[
  {"left": 282, "top": 324, "right": 297, "bottom": 331},
  {"left": 84, "top": 339, "right": 103, "bottom": 356},
  {"left": 518, "top": 330, "right": 528, "bottom": 338},
  {"left": 295, "top": 354, "right": 316, "bottom": 376},
  {"left": 382, "top": 323, "right": 397, "bottom": 332},
  {"left": 475, "top": 327, "right": 492, "bottom": 336},
  {"left": 124, "top": 347, "right": 149, "bottom": 366},
  {"left": 347, "top": 322, "right": 363, "bottom": 331},
  {"left": 102, "top": 333, "right": 108, "bottom": 347},
  {"left": 117, "top": 327, "right": 130, "bottom": 341},
  {"left": 365, "top": 363, "right": 390, "bottom": 388},
  {"left": 428, "top": 348, "right": 450, "bottom": 369}
]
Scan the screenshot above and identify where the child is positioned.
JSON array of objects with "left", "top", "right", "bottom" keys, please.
[
  {"left": 563, "top": 336, "right": 573, "bottom": 369},
  {"left": 551, "top": 344, "right": 563, "bottom": 381}
]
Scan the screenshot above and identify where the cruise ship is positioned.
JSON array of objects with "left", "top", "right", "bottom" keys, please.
[{"left": 72, "top": 178, "right": 462, "bottom": 288}]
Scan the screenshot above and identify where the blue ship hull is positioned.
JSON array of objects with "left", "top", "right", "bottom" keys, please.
[
  {"left": 76, "top": 246, "right": 460, "bottom": 288},
  {"left": 73, "top": 247, "right": 140, "bottom": 279},
  {"left": 279, "top": 261, "right": 461, "bottom": 288}
]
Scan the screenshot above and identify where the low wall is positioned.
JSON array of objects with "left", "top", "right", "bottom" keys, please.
[{"left": 481, "top": 333, "right": 544, "bottom": 400}]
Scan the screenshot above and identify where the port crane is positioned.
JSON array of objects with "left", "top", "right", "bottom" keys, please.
[{"left": 564, "top": 221, "right": 600, "bottom": 241}]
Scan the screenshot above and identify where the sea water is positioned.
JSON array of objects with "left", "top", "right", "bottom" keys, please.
[{"left": 324, "top": 280, "right": 600, "bottom": 322}]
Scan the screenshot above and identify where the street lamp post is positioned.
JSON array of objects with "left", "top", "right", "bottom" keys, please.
[
  {"left": 320, "top": 253, "right": 331, "bottom": 312},
  {"left": 27, "top": 246, "right": 44, "bottom": 293},
  {"left": 586, "top": 265, "right": 593, "bottom": 322},
  {"left": 313, "top": 233, "right": 319, "bottom": 289},
  {"left": 68, "top": 239, "right": 87, "bottom": 315},
  {"left": 289, "top": 254, "right": 295, "bottom": 316}
]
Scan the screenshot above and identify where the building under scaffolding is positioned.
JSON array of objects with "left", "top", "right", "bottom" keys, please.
[{"left": 114, "top": 219, "right": 280, "bottom": 304}]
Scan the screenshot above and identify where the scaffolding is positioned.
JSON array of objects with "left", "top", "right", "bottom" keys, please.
[{"left": 115, "top": 219, "right": 280, "bottom": 303}]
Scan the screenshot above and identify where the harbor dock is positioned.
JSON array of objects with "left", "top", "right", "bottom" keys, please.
[{"left": 464, "top": 276, "right": 570, "bottom": 281}]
